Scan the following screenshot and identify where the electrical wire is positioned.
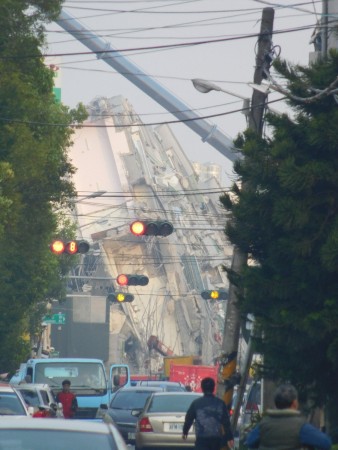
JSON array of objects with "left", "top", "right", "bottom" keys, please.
[
  {"left": 2, "top": 23, "right": 318, "bottom": 60},
  {"left": 46, "top": 9, "right": 316, "bottom": 46},
  {"left": 0, "top": 96, "right": 286, "bottom": 128}
]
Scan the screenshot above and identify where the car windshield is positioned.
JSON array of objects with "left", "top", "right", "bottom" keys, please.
[
  {"left": 0, "top": 430, "right": 117, "bottom": 450},
  {"left": 0, "top": 393, "right": 26, "bottom": 415},
  {"left": 34, "top": 362, "right": 107, "bottom": 390},
  {"left": 147, "top": 394, "right": 200, "bottom": 413},
  {"left": 110, "top": 391, "right": 154, "bottom": 410}
]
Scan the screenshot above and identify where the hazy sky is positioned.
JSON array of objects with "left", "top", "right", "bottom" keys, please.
[{"left": 46, "top": 0, "right": 320, "bottom": 185}]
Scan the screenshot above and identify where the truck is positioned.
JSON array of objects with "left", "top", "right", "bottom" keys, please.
[
  {"left": 169, "top": 364, "right": 218, "bottom": 393},
  {"left": 10, "top": 358, "right": 130, "bottom": 419},
  {"left": 163, "top": 355, "right": 201, "bottom": 378}
]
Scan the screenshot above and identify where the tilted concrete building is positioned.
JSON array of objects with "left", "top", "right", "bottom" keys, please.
[{"left": 56, "top": 95, "right": 233, "bottom": 374}]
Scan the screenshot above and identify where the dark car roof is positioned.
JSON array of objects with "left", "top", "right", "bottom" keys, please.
[
  {"left": 136, "top": 381, "right": 186, "bottom": 391},
  {"left": 117, "top": 386, "right": 164, "bottom": 392}
]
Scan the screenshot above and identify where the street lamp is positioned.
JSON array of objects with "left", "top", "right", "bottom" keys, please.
[{"left": 192, "top": 78, "right": 251, "bottom": 118}]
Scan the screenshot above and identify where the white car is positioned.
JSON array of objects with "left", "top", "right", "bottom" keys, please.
[
  {"left": 0, "top": 385, "right": 32, "bottom": 417},
  {"left": 14, "top": 383, "right": 62, "bottom": 417},
  {"left": 0, "top": 418, "right": 129, "bottom": 450}
]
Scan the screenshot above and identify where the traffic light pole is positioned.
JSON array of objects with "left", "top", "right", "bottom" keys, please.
[{"left": 217, "top": 7, "right": 275, "bottom": 429}]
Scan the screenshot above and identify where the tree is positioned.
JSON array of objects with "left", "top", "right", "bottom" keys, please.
[
  {"left": 0, "top": 0, "right": 87, "bottom": 372},
  {"left": 220, "top": 52, "right": 338, "bottom": 431}
]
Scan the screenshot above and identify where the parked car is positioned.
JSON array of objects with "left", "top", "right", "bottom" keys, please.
[
  {"left": 136, "top": 381, "right": 186, "bottom": 392},
  {"left": 238, "top": 381, "right": 262, "bottom": 439},
  {"left": 15, "top": 383, "right": 62, "bottom": 417},
  {"left": 97, "top": 386, "right": 165, "bottom": 444},
  {"left": 135, "top": 391, "right": 202, "bottom": 449},
  {"left": 0, "top": 385, "right": 32, "bottom": 417},
  {"left": 0, "top": 418, "right": 129, "bottom": 450}
]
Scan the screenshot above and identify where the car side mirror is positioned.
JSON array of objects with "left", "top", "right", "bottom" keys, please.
[{"left": 99, "top": 403, "right": 108, "bottom": 410}]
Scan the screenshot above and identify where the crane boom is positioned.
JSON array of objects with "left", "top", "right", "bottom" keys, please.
[{"left": 56, "top": 9, "right": 238, "bottom": 162}]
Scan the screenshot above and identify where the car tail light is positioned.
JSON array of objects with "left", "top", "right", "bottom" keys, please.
[{"left": 139, "top": 417, "right": 153, "bottom": 432}]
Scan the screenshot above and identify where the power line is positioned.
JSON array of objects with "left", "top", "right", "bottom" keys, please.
[
  {"left": 0, "top": 96, "right": 285, "bottom": 128},
  {"left": 3, "top": 23, "right": 317, "bottom": 60},
  {"left": 47, "top": 9, "right": 315, "bottom": 45}
]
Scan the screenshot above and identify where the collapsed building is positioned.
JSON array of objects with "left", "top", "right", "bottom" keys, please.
[{"left": 52, "top": 96, "right": 233, "bottom": 373}]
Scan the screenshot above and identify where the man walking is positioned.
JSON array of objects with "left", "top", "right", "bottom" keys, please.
[
  {"left": 56, "top": 379, "right": 78, "bottom": 419},
  {"left": 182, "top": 377, "right": 234, "bottom": 450},
  {"left": 246, "top": 383, "right": 331, "bottom": 450}
]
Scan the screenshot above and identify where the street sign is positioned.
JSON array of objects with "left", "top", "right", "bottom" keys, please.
[{"left": 42, "top": 313, "right": 65, "bottom": 325}]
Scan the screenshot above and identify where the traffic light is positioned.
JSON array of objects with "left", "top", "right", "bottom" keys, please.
[
  {"left": 201, "top": 290, "right": 228, "bottom": 300},
  {"left": 107, "top": 293, "right": 134, "bottom": 303},
  {"left": 116, "top": 274, "right": 149, "bottom": 286},
  {"left": 130, "top": 220, "right": 174, "bottom": 237},
  {"left": 50, "top": 239, "right": 90, "bottom": 255}
]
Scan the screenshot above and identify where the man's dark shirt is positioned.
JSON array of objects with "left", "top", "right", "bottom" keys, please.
[{"left": 183, "top": 393, "right": 233, "bottom": 442}]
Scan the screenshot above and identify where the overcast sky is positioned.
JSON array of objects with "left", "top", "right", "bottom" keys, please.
[{"left": 46, "top": 0, "right": 320, "bottom": 185}]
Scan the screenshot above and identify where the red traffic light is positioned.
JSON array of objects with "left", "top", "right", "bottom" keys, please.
[
  {"left": 130, "top": 220, "right": 174, "bottom": 237},
  {"left": 116, "top": 274, "right": 149, "bottom": 286},
  {"left": 116, "top": 274, "right": 129, "bottom": 286},
  {"left": 130, "top": 221, "right": 146, "bottom": 236},
  {"left": 50, "top": 240, "right": 65, "bottom": 255}
]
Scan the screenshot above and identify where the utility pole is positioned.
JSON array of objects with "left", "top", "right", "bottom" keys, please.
[
  {"left": 217, "top": 7, "right": 275, "bottom": 429},
  {"left": 322, "top": 0, "right": 328, "bottom": 58}
]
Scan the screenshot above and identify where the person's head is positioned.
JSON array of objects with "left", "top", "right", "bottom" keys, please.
[
  {"left": 274, "top": 384, "right": 298, "bottom": 410},
  {"left": 201, "top": 377, "right": 215, "bottom": 394},
  {"left": 62, "top": 379, "right": 71, "bottom": 392}
]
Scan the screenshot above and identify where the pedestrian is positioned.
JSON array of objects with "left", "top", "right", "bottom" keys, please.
[
  {"left": 245, "top": 383, "right": 332, "bottom": 450},
  {"left": 182, "top": 377, "right": 234, "bottom": 450},
  {"left": 56, "top": 379, "right": 78, "bottom": 419}
]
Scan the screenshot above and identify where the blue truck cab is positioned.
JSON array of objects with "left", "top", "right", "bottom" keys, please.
[{"left": 10, "top": 358, "right": 130, "bottom": 419}]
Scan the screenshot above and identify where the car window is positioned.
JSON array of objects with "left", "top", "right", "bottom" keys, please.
[
  {"left": 18, "top": 390, "right": 40, "bottom": 407},
  {"left": 40, "top": 390, "right": 49, "bottom": 405},
  {"left": 147, "top": 394, "right": 200, "bottom": 413},
  {"left": 165, "top": 386, "right": 185, "bottom": 392},
  {"left": 0, "top": 393, "right": 27, "bottom": 415},
  {"left": 0, "top": 430, "right": 117, "bottom": 450},
  {"left": 110, "top": 391, "right": 155, "bottom": 410}
]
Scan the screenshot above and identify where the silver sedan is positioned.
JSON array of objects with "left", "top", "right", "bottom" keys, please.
[
  {"left": 0, "top": 418, "right": 129, "bottom": 450},
  {"left": 135, "top": 392, "right": 202, "bottom": 450}
]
